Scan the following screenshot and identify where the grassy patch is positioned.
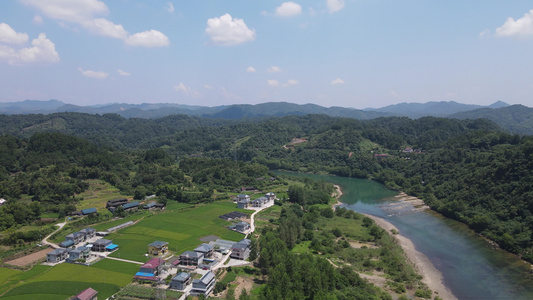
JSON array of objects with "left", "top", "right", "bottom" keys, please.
[
  {"left": 1, "top": 263, "right": 132, "bottom": 300},
  {"left": 76, "top": 179, "right": 130, "bottom": 211},
  {"left": 107, "top": 201, "right": 247, "bottom": 261},
  {"left": 117, "top": 284, "right": 182, "bottom": 300},
  {"left": 91, "top": 258, "right": 141, "bottom": 275},
  {"left": 291, "top": 241, "right": 311, "bottom": 254}
]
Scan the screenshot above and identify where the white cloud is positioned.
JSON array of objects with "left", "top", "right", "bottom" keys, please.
[
  {"left": 33, "top": 15, "right": 43, "bottom": 25},
  {"left": 327, "top": 0, "right": 345, "bottom": 13},
  {"left": 268, "top": 66, "right": 282, "bottom": 72},
  {"left": 205, "top": 14, "right": 256, "bottom": 46},
  {"left": 78, "top": 67, "right": 108, "bottom": 79},
  {"left": 283, "top": 79, "right": 299, "bottom": 86},
  {"left": 0, "top": 23, "right": 29, "bottom": 44},
  {"left": 204, "top": 84, "right": 214, "bottom": 89},
  {"left": 125, "top": 30, "right": 170, "bottom": 47},
  {"left": 221, "top": 87, "right": 242, "bottom": 100},
  {"left": 165, "top": 2, "right": 175, "bottom": 13},
  {"left": 276, "top": 2, "right": 302, "bottom": 17},
  {"left": 479, "top": 29, "right": 490, "bottom": 39},
  {"left": 246, "top": 66, "right": 256, "bottom": 72},
  {"left": 87, "top": 18, "right": 128, "bottom": 39},
  {"left": 173, "top": 82, "right": 190, "bottom": 92},
  {"left": 117, "top": 69, "right": 130, "bottom": 76},
  {"left": 21, "top": 0, "right": 169, "bottom": 47},
  {"left": 267, "top": 79, "right": 280, "bottom": 87},
  {"left": 495, "top": 9, "right": 533, "bottom": 38},
  {"left": 331, "top": 78, "right": 345, "bottom": 85},
  {"left": 0, "top": 33, "right": 59, "bottom": 65}
]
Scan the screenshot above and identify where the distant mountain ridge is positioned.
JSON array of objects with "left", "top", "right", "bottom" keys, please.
[{"left": 2, "top": 99, "right": 533, "bottom": 135}]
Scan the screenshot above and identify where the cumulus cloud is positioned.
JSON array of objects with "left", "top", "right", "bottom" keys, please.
[
  {"left": 117, "top": 69, "right": 130, "bottom": 76},
  {"left": 204, "top": 84, "right": 214, "bottom": 89},
  {"left": 33, "top": 15, "right": 44, "bottom": 25},
  {"left": 268, "top": 66, "right": 282, "bottom": 72},
  {"left": 495, "top": 9, "right": 533, "bottom": 38},
  {"left": 327, "top": 0, "right": 345, "bottom": 13},
  {"left": 165, "top": 2, "right": 175, "bottom": 13},
  {"left": 173, "top": 82, "right": 190, "bottom": 92},
  {"left": 205, "top": 14, "right": 256, "bottom": 46},
  {"left": 0, "top": 23, "right": 29, "bottom": 44},
  {"left": 21, "top": 0, "right": 169, "bottom": 47},
  {"left": 0, "top": 32, "right": 59, "bottom": 65},
  {"left": 78, "top": 67, "right": 108, "bottom": 79},
  {"left": 283, "top": 79, "right": 299, "bottom": 86},
  {"left": 125, "top": 30, "right": 169, "bottom": 47},
  {"left": 267, "top": 79, "right": 280, "bottom": 87},
  {"left": 331, "top": 78, "right": 345, "bottom": 85},
  {"left": 246, "top": 66, "right": 256, "bottom": 72},
  {"left": 276, "top": 2, "right": 302, "bottom": 17}
]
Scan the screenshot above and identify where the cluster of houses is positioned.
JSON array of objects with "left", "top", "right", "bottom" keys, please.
[
  {"left": 236, "top": 192, "right": 275, "bottom": 209},
  {"left": 47, "top": 227, "right": 118, "bottom": 264},
  {"left": 129, "top": 237, "right": 253, "bottom": 297}
]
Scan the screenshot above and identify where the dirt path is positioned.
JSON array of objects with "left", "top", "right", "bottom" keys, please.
[
  {"left": 42, "top": 221, "right": 67, "bottom": 249},
  {"left": 233, "top": 276, "right": 254, "bottom": 299},
  {"left": 331, "top": 184, "right": 343, "bottom": 210},
  {"left": 364, "top": 213, "right": 457, "bottom": 300}
]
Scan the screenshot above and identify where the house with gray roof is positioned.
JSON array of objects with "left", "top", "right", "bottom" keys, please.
[
  {"left": 194, "top": 243, "right": 214, "bottom": 258},
  {"left": 59, "top": 239, "right": 75, "bottom": 248},
  {"left": 236, "top": 194, "right": 250, "bottom": 209},
  {"left": 234, "top": 221, "right": 250, "bottom": 233},
  {"left": 68, "top": 246, "right": 90, "bottom": 262},
  {"left": 93, "top": 238, "right": 115, "bottom": 252},
  {"left": 65, "top": 232, "right": 85, "bottom": 244},
  {"left": 179, "top": 250, "right": 204, "bottom": 266},
  {"left": 79, "top": 228, "right": 96, "bottom": 240},
  {"left": 191, "top": 271, "right": 216, "bottom": 297},
  {"left": 170, "top": 272, "right": 191, "bottom": 290},
  {"left": 231, "top": 239, "right": 251, "bottom": 260},
  {"left": 47, "top": 248, "right": 70, "bottom": 263}
]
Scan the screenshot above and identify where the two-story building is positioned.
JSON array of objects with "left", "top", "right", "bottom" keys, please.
[
  {"left": 147, "top": 241, "right": 168, "bottom": 257},
  {"left": 179, "top": 250, "right": 204, "bottom": 266},
  {"left": 47, "top": 248, "right": 70, "bottom": 263},
  {"left": 231, "top": 239, "right": 251, "bottom": 260},
  {"left": 194, "top": 243, "right": 214, "bottom": 258},
  {"left": 191, "top": 271, "right": 216, "bottom": 297},
  {"left": 170, "top": 272, "right": 191, "bottom": 290}
]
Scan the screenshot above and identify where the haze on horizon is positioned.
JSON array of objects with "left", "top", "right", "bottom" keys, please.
[{"left": 1, "top": 0, "right": 533, "bottom": 109}]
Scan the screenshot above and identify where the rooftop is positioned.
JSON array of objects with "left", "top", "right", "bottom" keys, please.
[
  {"left": 173, "top": 272, "right": 190, "bottom": 282},
  {"left": 141, "top": 258, "right": 162, "bottom": 269},
  {"left": 74, "top": 287, "right": 98, "bottom": 300},
  {"left": 148, "top": 241, "right": 168, "bottom": 248}
]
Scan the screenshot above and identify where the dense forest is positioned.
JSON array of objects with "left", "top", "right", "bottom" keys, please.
[{"left": 1, "top": 112, "right": 533, "bottom": 263}]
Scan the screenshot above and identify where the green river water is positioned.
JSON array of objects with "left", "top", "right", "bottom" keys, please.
[{"left": 282, "top": 173, "right": 533, "bottom": 300}]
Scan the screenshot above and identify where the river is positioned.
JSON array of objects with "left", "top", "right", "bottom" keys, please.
[{"left": 281, "top": 173, "right": 533, "bottom": 300}]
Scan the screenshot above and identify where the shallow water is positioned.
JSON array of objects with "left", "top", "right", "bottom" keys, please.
[{"left": 282, "top": 173, "right": 533, "bottom": 300}]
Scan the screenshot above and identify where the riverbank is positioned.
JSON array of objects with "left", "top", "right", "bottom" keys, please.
[
  {"left": 331, "top": 184, "right": 343, "bottom": 210},
  {"left": 364, "top": 213, "right": 457, "bottom": 300}
]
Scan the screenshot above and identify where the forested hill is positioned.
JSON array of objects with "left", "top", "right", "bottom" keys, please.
[
  {"left": 2, "top": 112, "right": 533, "bottom": 262},
  {"left": 450, "top": 104, "right": 533, "bottom": 135}
]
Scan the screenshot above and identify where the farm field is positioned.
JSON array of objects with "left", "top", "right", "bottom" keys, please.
[
  {"left": 107, "top": 201, "right": 250, "bottom": 261},
  {"left": 76, "top": 179, "right": 130, "bottom": 211},
  {"left": 1, "top": 262, "right": 132, "bottom": 300}
]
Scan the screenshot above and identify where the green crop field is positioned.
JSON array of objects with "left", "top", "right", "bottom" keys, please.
[
  {"left": 1, "top": 262, "right": 132, "bottom": 300},
  {"left": 76, "top": 179, "right": 130, "bottom": 211},
  {"left": 91, "top": 259, "right": 141, "bottom": 275},
  {"left": 107, "top": 201, "right": 250, "bottom": 261}
]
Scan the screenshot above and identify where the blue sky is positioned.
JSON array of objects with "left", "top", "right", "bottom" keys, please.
[{"left": 1, "top": 0, "right": 533, "bottom": 109}]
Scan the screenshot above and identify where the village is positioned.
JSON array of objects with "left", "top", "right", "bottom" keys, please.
[{"left": 43, "top": 192, "right": 277, "bottom": 300}]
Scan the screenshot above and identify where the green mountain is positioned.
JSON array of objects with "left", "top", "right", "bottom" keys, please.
[{"left": 450, "top": 104, "right": 533, "bottom": 135}]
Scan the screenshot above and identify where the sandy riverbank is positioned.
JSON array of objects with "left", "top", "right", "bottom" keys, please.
[
  {"left": 363, "top": 213, "right": 457, "bottom": 300},
  {"left": 331, "top": 184, "right": 343, "bottom": 210},
  {"left": 330, "top": 184, "right": 456, "bottom": 299}
]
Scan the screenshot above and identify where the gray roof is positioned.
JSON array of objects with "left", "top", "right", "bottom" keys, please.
[
  {"left": 194, "top": 243, "right": 213, "bottom": 253},
  {"left": 194, "top": 271, "right": 215, "bottom": 285},
  {"left": 48, "top": 248, "right": 68, "bottom": 255},
  {"left": 94, "top": 238, "right": 112, "bottom": 246},
  {"left": 59, "top": 240, "right": 74, "bottom": 247},
  {"left": 173, "top": 272, "right": 190, "bottom": 282},
  {"left": 239, "top": 239, "right": 251, "bottom": 246},
  {"left": 80, "top": 227, "right": 95, "bottom": 233},
  {"left": 232, "top": 243, "right": 248, "bottom": 250},
  {"left": 180, "top": 250, "right": 202, "bottom": 258},
  {"left": 148, "top": 241, "right": 168, "bottom": 248}
]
